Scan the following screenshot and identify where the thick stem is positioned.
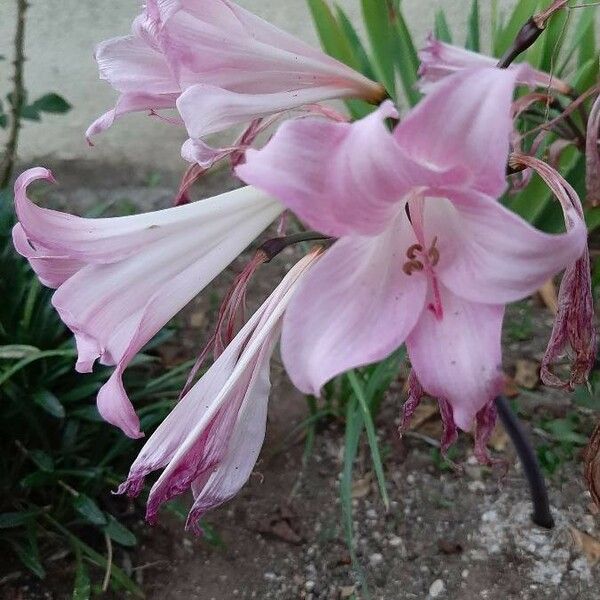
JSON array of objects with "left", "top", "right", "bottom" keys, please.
[
  {"left": 495, "top": 396, "right": 555, "bottom": 529},
  {"left": 0, "top": 0, "right": 28, "bottom": 189}
]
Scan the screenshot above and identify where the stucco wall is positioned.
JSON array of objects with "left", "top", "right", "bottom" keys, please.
[{"left": 0, "top": 0, "right": 512, "bottom": 172}]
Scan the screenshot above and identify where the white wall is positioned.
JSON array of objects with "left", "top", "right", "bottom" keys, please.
[{"left": 0, "top": 0, "right": 511, "bottom": 172}]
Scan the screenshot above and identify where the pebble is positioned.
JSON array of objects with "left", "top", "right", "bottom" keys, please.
[
  {"left": 369, "top": 553, "right": 384, "bottom": 567},
  {"left": 429, "top": 579, "right": 445, "bottom": 598},
  {"left": 305, "top": 581, "right": 316, "bottom": 592},
  {"left": 366, "top": 509, "right": 378, "bottom": 519}
]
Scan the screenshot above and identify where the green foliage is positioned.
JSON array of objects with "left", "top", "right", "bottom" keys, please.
[{"left": 0, "top": 195, "right": 192, "bottom": 594}]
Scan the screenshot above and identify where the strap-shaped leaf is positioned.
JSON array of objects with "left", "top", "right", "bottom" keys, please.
[
  {"left": 466, "top": 0, "right": 480, "bottom": 52},
  {"left": 361, "top": 0, "right": 397, "bottom": 97}
]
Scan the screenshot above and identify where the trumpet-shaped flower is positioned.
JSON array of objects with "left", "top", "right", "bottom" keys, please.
[
  {"left": 238, "top": 67, "right": 587, "bottom": 436},
  {"left": 13, "top": 168, "right": 282, "bottom": 438},
  {"left": 118, "top": 251, "right": 321, "bottom": 530},
  {"left": 89, "top": 0, "right": 385, "bottom": 160},
  {"left": 418, "top": 36, "right": 572, "bottom": 96}
]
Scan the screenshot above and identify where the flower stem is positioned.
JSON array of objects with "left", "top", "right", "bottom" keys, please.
[
  {"left": 258, "top": 231, "right": 332, "bottom": 262},
  {"left": 0, "top": 0, "right": 28, "bottom": 189},
  {"left": 495, "top": 396, "right": 555, "bottom": 529}
]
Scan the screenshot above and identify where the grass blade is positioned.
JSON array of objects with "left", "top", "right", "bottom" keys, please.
[
  {"left": 347, "top": 371, "right": 390, "bottom": 511},
  {"left": 465, "top": 0, "right": 480, "bottom": 52},
  {"left": 361, "top": 0, "right": 396, "bottom": 98},
  {"left": 434, "top": 10, "right": 453, "bottom": 44},
  {"left": 335, "top": 4, "right": 377, "bottom": 80},
  {"left": 391, "top": 3, "right": 421, "bottom": 106}
]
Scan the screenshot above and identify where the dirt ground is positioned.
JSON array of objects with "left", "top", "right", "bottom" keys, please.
[{"left": 4, "top": 164, "right": 600, "bottom": 600}]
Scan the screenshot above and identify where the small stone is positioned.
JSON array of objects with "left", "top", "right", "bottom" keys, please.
[
  {"left": 366, "top": 509, "right": 378, "bottom": 519},
  {"left": 369, "top": 552, "right": 384, "bottom": 567},
  {"left": 264, "top": 572, "right": 277, "bottom": 582},
  {"left": 389, "top": 535, "right": 403, "bottom": 548},
  {"left": 305, "top": 581, "right": 316, "bottom": 592},
  {"left": 429, "top": 579, "right": 445, "bottom": 598},
  {"left": 461, "top": 569, "right": 470, "bottom": 579}
]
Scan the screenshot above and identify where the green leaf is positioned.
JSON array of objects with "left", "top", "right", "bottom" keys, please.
[
  {"left": 72, "top": 548, "right": 91, "bottom": 600},
  {"left": 33, "top": 93, "right": 72, "bottom": 114},
  {"left": 494, "top": 0, "right": 539, "bottom": 58},
  {"left": 306, "top": 0, "right": 372, "bottom": 119},
  {"left": 29, "top": 449, "right": 55, "bottom": 472},
  {"left": 45, "top": 515, "right": 144, "bottom": 598},
  {"left": 73, "top": 494, "right": 107, "bottom": 526},
  {"left": 0, "top": 344, "right": 40, "bottom": 359},
  {"left": 11, "top": 540, "right": 46, "bottom": 579},
  {"left": 586, "top": 207, "right": 600, "bottom": 234},
  {"left": 465, "top": 0, "right": 480, "bottom": 52},
  {"left": 33, "top": 389, "right": 66, "bottom": 418},
  {"left": 361, "top": 0, "right": 396, "bottom": 98},
  {"left": 340, "top": 396, "right": 363, "bottom": 572},
  {"left": 0, "top": 511, "right": 37, "bottom": 529},
  {"left": 0, "top": 348, "right": 77, "bottom": 387},
  {"left": 103, "top": 515, "right": 137, "bottom": 547},
  {"left": 0, "top": 113, "right": 7, "bottom": 129},
  {"left": 335, "top": 4, "right": 377, "bottom": 80},
  {"left": 347, "top": 371, "right": 389, "bottom": 510},
  {"left": 21, "top": 105, "right": 41, "bottom": 121},
  {"left": 543, "top": 418, "right": 587, "bottom": 445},
  {"left": 434, "top": 10, "right": 453, "bottom": 43},
  {"left": 307, "top": 0, "right": 357, "bottom": 68},
  {"left": 391, "top": 4, "right": 421, "bottom": 106}
]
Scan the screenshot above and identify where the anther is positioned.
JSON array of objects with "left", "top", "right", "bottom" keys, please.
[
  {"left": 403, "top": 260, "right": 424, "bottom": 276},
  {"left": 406, "top": 244, "right": 423, "bottom": 260}
]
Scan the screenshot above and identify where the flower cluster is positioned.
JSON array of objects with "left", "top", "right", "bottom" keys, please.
[{"left": 13, "top": 0, "right": 594, "bottom": 530}]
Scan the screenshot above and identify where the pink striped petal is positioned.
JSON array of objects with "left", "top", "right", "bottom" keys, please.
[
  {"left": 86, "top": 92, "right": 178, "bottom": 141},
  {"left": 14, "top": 169, "right": 282, "bottom": 437},
  {"left": 424, "top": 189, "right": 587, "bottom": 304},
  {"left": 418, "top": 36, "right": 572, "bottom": 96},
  {"left": 238, "top": 103, "right": 464, "bottom": 237},
  {"left": 395, "top": 67, "right": 521, "bottom": 198},
  {"left": 281, "top": 217, "right": 427, "bottom": 395},
  {"left": 117, "top": 253, "right": 319, "bottom": 524},
  {"left": 406, "top": 285, "right": 505, "bottom": 431}
]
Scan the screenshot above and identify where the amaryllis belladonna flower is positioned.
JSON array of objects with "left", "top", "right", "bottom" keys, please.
[
  {"left": 418, "top": 35, "right": 572, "bottom": 96},
  {"left": 118, "top": 251, "right": 321, "bottom": 530},
  {"left": 237, "top": 67, "right": 587, "bottom": 447},
  {"left": 89, "top": 0, "right": 385, "bottom": 165},
  {"left": 13, "top": 168, "right": 283, "bottom": 439}
]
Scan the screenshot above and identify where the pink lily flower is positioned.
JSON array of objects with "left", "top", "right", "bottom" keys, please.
[
  {"left": 13, "top": 167, "right": 283, "bottom": 439},
  {"left": 118, "top": 251, "right": 321, "bottom": 530},
  {"left": 418, "top": 35, "right": 572, "bottom": 96},
  {"left": 89, "top": 0, "right": 385, "bottom": 160},
  {"left": 237, "top": 67, "right": 587, "bottom": 438}
]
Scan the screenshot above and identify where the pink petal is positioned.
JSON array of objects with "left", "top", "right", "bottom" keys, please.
[
  {"left": 159, "top": 1, "right": 381, "bottom": 100},
  {"left": 238, "top": 103, "right": 464, "bottom": 237},
  {"left": 186, "top": 339, "right": 273, "bottom": 530},
  {"left": 86, "top": 92, "right": 178, "bottom": 141},
  {"left": 14, "top": 169, "right": 282, "bottom": 437},
  {"left": 94, "top": 35, "right": 177, "bottom": 95},
  {"left": 426, "top": 189, "right": 587, "bottom": 304},
  {"left": 177, "top": 84, "right": 362, "bottom": 140},
  {"left": 281, "top": 217, "right": 427, "bottom": 395},
  {"left": 418, "top": 36, "right": 572, "bottom": 96},
  {"left": 395, "top": 67, "right": 521, "bottom": 198},
  {"left": 406, "top": 284, "right": 505, "bottom": 431},
  {"left": 118, "top": 253, "right": 319, "bottom": 521}
]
